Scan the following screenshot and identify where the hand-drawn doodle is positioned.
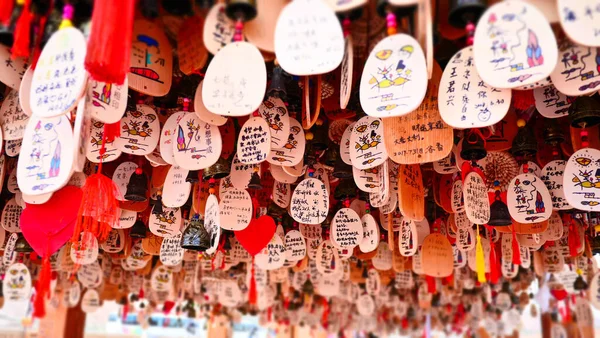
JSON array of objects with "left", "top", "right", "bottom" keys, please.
[
  {"left": 85, "top": 79, "right": 127, "bottom": 124},
  {"left": 349, "top": 116, "right": 388, "bottom": 169},
  {"left": 114, "top": 104, "right": 159, "bottom": 156},
  {"left": 507, "top": 173, "right": 553, "bottom": 223},
  {"left": 551, "top": 41, "right": 600, "bottom": 96},
  {"left": 558, "top": 0, "right": 600, "bottom": 47},
  {"left": 173, "top": 113, "right": 221, "bottom": 170},
  {"left": 533, "top": 85, "right": 574, "bottom": 118},
  {"left": 563, "top": 148, "right": 600, "bottom": 211},
  {"left": 86, "top": 120, "right": 121, "bottom": 163},
  {"left": 267, "top": 118, "right": 305, "bottom": 166}
]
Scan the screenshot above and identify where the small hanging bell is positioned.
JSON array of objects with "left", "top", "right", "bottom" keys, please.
[
  {"left": 125, "top": 168, "right": 148, "bottom": 202},
  {"left": 247, "top": 167, "right": 262, "bottom": 190},
  {"left": 323, "top": 142, "right": 339, "bottom": 167},
  {"left": 267, "top": 202, "right": 286, "bottom": 219},
  {"left": 574, "top": 275, "right": 588, "bottom": 291},
  {"left": 332, "top": 152, "right": 352, "bottom": 179},
  {"left": 568, "top": 96, "right": 600, "bottom": 128},
  {"left": 543, "top": 119, "right": 565, "bottom": 146},
  {"left": 511, "top": 119, "right": 537, "bottom": 158},
  {"left": 152, "top": 194, "right": 164, "bottom": 215},
  {"left": 203, "top": 156, "right": 231, "bottom": 180},
  {"left": 185, "top": 170, "right": 200, "bottom": 183},
  {"left": 181, "top": 215, "right": 211, "bottom": 252},
  {"left": 334, "top": 178, "right": 356, "bottom": 201},
  {"left": 460, "top": 130, "right": 487, "bottom": 161},
  {"left": 488, "top": 190, "right": 512, "bottom": 226},
  {"left": 14, "top": 233, "right": 33, "bottom": 253},
  {"left": 129, "top": 219, "right": 147, "bottom": 239},
  {"left": 268, "top": 66, "right": 288, "bottom": 100},
  {"left": 225, "top": 0, "right": 257, "bottom": 22},
  {"left": 448, "top": 0, "right": 487, "bottom": 29}
]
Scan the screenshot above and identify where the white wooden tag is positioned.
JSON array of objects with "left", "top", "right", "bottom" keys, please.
[
  {"left": 272, "top": 181, "right": 291, "bottom": 208},
  {"left": 114, "top": 104, "right": 160, "bottom": 156},
  {"left": 150, "top": 265, "right": 173, "bottom": 293},
  {"left": 149, "top": 207, "right": 182, "bottom": 238},
  {"left": 0, "top": 89, "right": 29, "bottom": 140},
  {"left": 315, "top": 240, "right": 340, "bottom": 276},
  {"left": 255, "top": 234, "right": 286, "bottom": 270},
  {"left": 340, "top": 122, "right": 354, "bottom": 165},
  {"left": 284, "top": 230, "right": 306, "bottom": 262},
  {"left": 473, "top": 1, "right": 558, "bottom": 89},
  {"left": 507, "top": 173, "right": 553, "bottom": 223},
  {"left": 331, "top": 208, "right": 363, "bottom": 250},
  {"left": 86, "top": 120, "right": 122, "bottom": 163},
  {"left": 219, "top": 189, "right": 252, "bottom": 231},
  {"left": 359, "top": 34, "right": 427, "bottom": 117},
  {"left": 159, "top": 112, "right": 187, "bottom": 165},
  {"left": 359, "top": 214, "right": 380, "bottom": 253},
  {"left": 204, "top": 195, "right": 221, "bottom": 255},
  {"left": 349, "top": 116, "right": 388, "bottom": 169},
  {"left": 101, "top": 229, "right": 125, "bottom": 253},
  {"left": 564, "top": 148, "right": 600, "bottom": 211},
  {"left": 267, "top": 118, "right": 305, "bottom": 166},
  {"left": 202, "top": 3, "right": 235, "bottom": 55},
  {"left": 551, "top": 42, "right": 600, "bottom": 96},
  {"left": 372, "top": 242, "right": 393, "bottom": 270},
  {"left": 112, "top": 161, "right": 137, "bottom": 201},
  {"left": 3, "top": 263, "right": 31, "bottom": 302},
  {"left": 237, "top": 116, "right": 271, "bottom": 164},
  {"left": 558, "top": 1, "right": 600, "bottom": 47},
  {"left": 30, "top": 27, "right": 87, "bottom": 117},
  {"left": 18, "top": 115, "right": 74, "bottom": 195},
  {"left": 162, "top": 165, "right": 192, "bottom": 208},
  {"left": 230, "top": 155, "right": 260, "bottom": 189},
  {"left": 274, "top": 0, "right": 344, "bottom": 76},
  {"left": 81, "top": 289, "right": 100, "bottom": 313},
  {"left": 85, "top": 78, "right": 127, "bottom": 124},
  {"left": 160, "top": 232, "right": 184, "bottom": 267},
  {"left": 290, "top": 178, "right": 329, "bottom": 224},
  {"left": 439, "top": 46, "right": 510, "bottom": 129},
  {"left": 202, "top": 42, "right": 266, "bottom": 116},
  {"left": 258, "top": 97, "right": 290, "bottom": 148},
  {"left": 193, "top": 80, "right": 228, "bottom": 126},
  {"left": 399, "top": 219, "right": 418, "bottom": 257},
  {"left": 533, "top": 85, "right": 572, "bottom": 119},
  {"left": 1, "top": 198, "right": 21, "bottom": 233},
  {"left": 172, "top": 113, "right": 221, "bottom": 170},
  {"left": 462, "top": 172, "right": 490, "bottom": 225},
  {"left": 541, "top": 160, "right": 572, "bottom": 210}
]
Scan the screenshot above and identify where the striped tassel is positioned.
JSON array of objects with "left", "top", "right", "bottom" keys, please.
[{"left": 475, "top": 225, "right": 486, "bottom": 283}]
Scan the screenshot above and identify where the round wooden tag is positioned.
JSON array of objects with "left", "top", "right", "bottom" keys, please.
[
  {"left": 85, "top": 79, "right": 128, "bottom": 124},
  {"left": 359, "top": 213, "right": 380, "bottom": 253},
  {"left": 370, "top": 161, "right": 390, "bottom": 208},
  {"left": 557, "top": 1, "right": 600, "bottom": 47},
  {"left": 315, "top": 240, "right": 341, "bottom": 276},
  {"left": 349, "top": 116, "right": 388, "bottom": 169},
  {"left": 399, "top": 219, "right": 418, "bottom": 257},
  {"left": 101, "top": 229, "right": 125, "bottom": 253},
  {"left": 258, "top": 97, "right": 290, "bottom": 149},
  {"left": 112, "top": 161, "right": 137, "bottom": 201},
  {"left": 340, "top": 36, "right": 354, "bottom": 109},
  {"left": 473, "top": 1, "right": 558, "bottom": 89},
  {"left": 81, "top": 289, "right": 101, "bottom": 313},
  {"left": 507, "top": 173, "right": 553, "bottom": 223},
  {"left": 255, "top": 234, "right": 286, "bottom": 270},
  {"left": 421, "top": 233, "right": 453, "bottom": 277},
  {"left": 0, "top": 46, "right": 27, "bottom": 91},
  {"left": 149, "top": 207, "right": 182, "bottom": 238},
  {"left": 564, "top": 148, "right": 600, "bottom": 211},
  {"left": 30, "top": 27, "right": 87, "bottom": 117},
  {"left": 439, "top": 46, "right": 510, "bottom": 129},
  {"left": 533, "top": 85, "right": 573, "bottom": 119},
  {"left": 359, "top": 34, "right": 427, "bottom": 117},
  {"left": 203, "top": 3, "right": 236, "bottom": 55},
  {"left": 0, "top": 89, "right": 29, "bottom": 140},
  {"left": 284, "top": 230, "right": 306, "bottom": 262},
  {"left": 162, "top": 165, "right": 192, "bottom": 208},
  {"left": 266, "top": 117, "right": 305, "bottom": 167},
  {"left": 274, "top": 0, "right": 344, "bottom": 76},
  {"left": 551, "top": 42, "right": 600, "bottom": 96},
  {"left": 340, "top": 122, "right": 354, "bottom": 165},
  {"left": 272, "top": 181, "right": 291, "bottom": 208},
  {"left": 2, "top": 233, "right": 17, "bottom": 266},
  {"left": 244, "top": 0, "right": 286, "bottom": 53},
  {"left": 540, "top": 160, "right": 572, "bottom": 210},
  {"left": 2, "top": 263, "right": 31, "bottom": 302},
  {"left": 128, "top": 20, "right": 172, "bottom": 97},
  {"left": 331, "top": 208, "right": 363, "bottom": 250},
  {"left": 398, "top": 164, "right": 425, "bottom": 221},
  {"left": 177, "top": 16, "right": 208, "bottom": 75},
  {"left": 114, "top": 104, "right": 160, "bottom": 156},
  {"left": 159, "top": 232, "right": 184, "bottom": 267},
  {"left": 219, "top": 189, "right": 252, "bottom": 231},
  {"left": 290, "top": 178, "right": 329, "bottom": 224},
  {"left": 159, "top": 112, "right": 186, "bottom": 165},
  {"left": 462, "top": 171, "right": 490, "bottom": 225},
  {"left": 230, "top": 155, "right": 260, "bottom": 188},
  {"left": 18, "top": 66, "right": 33, "bottom": 117},
  {"left": 202, "top": 42, "right": 267, "bottom": 116},
  {"left": 86, "top": 120, "right": 122, "bottom": 163},
  {"left": 172, "top": 113, "right": 222, "bottom": 170},
  {"left": 237, "top": 116, "right": 271, "bottom": 164},
  {"left": 204, "top": 194, "right": 221, "bottom": 255},
  {"left": 193, "top": 80, "right": 228, "bottom": 126},
  {"left": 18, "top": 115, "right": 74, "bottom": 195}
]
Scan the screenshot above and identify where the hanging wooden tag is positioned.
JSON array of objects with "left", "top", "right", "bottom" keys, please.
[
  {"left": 202, "top": 42, "right": 267, "bottom": 116},
  {"left": 540, "top": 160, "right": 572, "bottom": 210},
  {"left": 462, "top": 171, "right": 490, "bottom": 225},
  {"left": 473, "top": 1, "right": 558, "bottom": 89},
  {"left": 30, "top": 27, "right": 87, "bottom": 117},
  {"left": 18, "top": 115, "right": 74, "bottom": 195},
  {"left": 421, "top": 233, "right": 453, "bottom": 278},
  {"left": 230, "top": 155, "right": 260, "bottom": 188},
  {"left": 204, "top": 194, "right": 221, "bottom": 255},
  {"left": 438, "top": 46, "right": 510, "bottom": 129},
  {"left": 0, "top": 89, "right": 29, "bottom": 141},
  {"left": 267, "top": 118, "right": 305, "bottom": 167},
  {"left": 557, "top": 1, "right": 600, "bottom": 47},
  {"left": 290, "top": 178, "right": 329, "bottom": 224},
  {"left": 172, "top": 113, "right": 222, "bottom": 170},
  {"left": 114, "top": 104, "right": 160, "bottom": 156},
  {"left": 85, "top": 79, "right": 128, "bottom": 124},
  {"left": 86, "top": 120, "right": 122, "bottom": 163},
  {"left": 237, "top": 116, "right": 271, "bottom": 164},
  {"left": 149, "top": 207, "right": 182, "bottom": 238},
  {"left": 301, "top": 76, "right": 322, "bottom": 130},
  {"left": 159, "top": 232, "right": 184, "bottom": 267},
  {"left": 101, "top": 229, "right": 125, "bottom": 253},
  {"left": 128, "top": 20, "right": 172, "bottom": 97},
  {"left": 162, "top": 165, "right": 192, "bottom": 208},
  {"left": 203, "top": 3, "right": 236, "bottom": 55},
  {"left": 193, "top": 80, "right": 228, "bottom": 126},
  {"left": 533, "top": 85, "right": 572, "bottom": 119},
  {"left": 256, "top": 234, "right": 286, "bottom": 270},
  {"left": 258, "top": 97, "right": 290, "bottom": 148},
  {"left": 159, "top": 112, "right": 186, "bottom": 166},
  {"left": 564, "top": 148, "right": 600, "bottom": 211},
  {"left": 244, "top": 0, "right": 287, "bottom": 53},
  {"left": 274, "top": 0, "right": 344, "bottom": 76},
  {"left": 349, "top": 116, "right": 388, "bottom": 169},
  {"left": 219, "top": 189, "right": 252, "bottom": 231},
  {"left": 507, "top": 173, "right": 553, "bottom": 223},
  {"left": 551, "top": 42, "right": 600, "bottom": 96},
  {"left": 284, "top": 230, "right": 306, "bottom": 262},
  {"left": 331, "top": 208, "right": 363, "bottom": 250},
  {"left": 359, "top": 213, "right": 380, "bottom": 253},
  {"left": 359, "top": 33, "right": 428, "bottom": 118},
  {"left": 398, "top": 164, "right": 425, "bottom": 221},
  {"left": 0, "top": 45, "right": 27, "bottom": 91},
  {"left": 383, "top": 62, "right": 452, "bottom": 164},
  {"left": 177, "top": 16, "right": 208, "bottom": 75}
]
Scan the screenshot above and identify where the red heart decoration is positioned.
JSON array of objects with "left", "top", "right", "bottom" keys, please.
[
  {"left": 235, "top": 215, "right": 276, "bottom": 256},
  {"left": 20, "top": 186, "right": 83, "bottom": 256}
]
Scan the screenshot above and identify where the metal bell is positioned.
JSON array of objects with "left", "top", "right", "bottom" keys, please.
[
  {"left": 152, "top": 195, "right": 164, "bottom": 215},
  {"left": 181, "top": 216, "right": 211, "bottom": 252},
  {"left": 511, "top": 122, "right": 538, "bottom": 158},
  {"left": 448, "top": 0, "right": 487, "bottom": 28},
  {"left": 543, "top": 119, "right": 565, "bottom": 146},
  {"left": 334, "top": 178, "right": 356, "bottom": 201},
  {"left": 323, "top": 142, "right": 339, "bottom": 167},
  {"left": 574, "top": 275, "right": 588, "bottom": 291},
  {"left": 488, "top": 191, "right": 512, "bottom": 226},
  {"left": 14, "top": 233, "right": 33, "bottom": 253},
  {"left": 332, "top": 152, "right": 352, "bottom": 179},
  {"left": 248, "top": 170, "right": 262, "bottom": 190},
  {"left": 568, "top": 96, "right": 600, "bottom": 128},
  {"left": 267, "top": 202, "right": 286, "bottom": 219},
  {"left": 124, "top": 169, "right": 148, "bottom": 202},
  {"left": 225, "top": 0, "right": 257, "bottom": 22},
  {"left": 129, "top": 219, "right": 147, "bottom": 239},
  {"left": 460, "top": 131, "right": 487, "bottom": 161},
  {"left": 203, "top": 156, "right": 231, "bottom": 180},
  {"left": 268, "top": 66, "right": 287, "bottom": 100},
  {"left": 186, "top": 170, "right": 200, "bottom": 183}
]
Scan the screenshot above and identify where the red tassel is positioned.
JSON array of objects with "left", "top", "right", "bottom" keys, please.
[
  {"left": 32, "top": 254, "right": 51, "bottom": 318},
  {"left": 320, "top": 298, "right": 330, "bottom": 327},
  {"left": 511, "top": 89, "right": 535, "bottom": 111},
  {"left": 122, "top": 300, "right": 129, "bottom": 322},
  {"left": 426, "top": 275, "right": 436, "bottom": 294},
  {"left": 103, "top": 121, "right": 121, "bottom": 143},
  {"left": 11, "top": 0, "right": 32, "bottom": 60},
  {"left": 162, "top": 300, "right": 175, "bottom": 315},
  {"left": 511, "top": 225, "right": 521, "bottom": 265},
  {"left": 0, "top": 0, "right": 14, "bottom": 25},
  {"left": 138, "top": 287, "right": 144, "bottom": 299},
  {"left": 85, "top": 0, "right": 135, "bottom": 84},
  {"left": 248, "top": 258, "right": 257, "bottom": 305},
  {"left": 488, "top": 242, "right": 500, "bottom": 284}
]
